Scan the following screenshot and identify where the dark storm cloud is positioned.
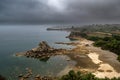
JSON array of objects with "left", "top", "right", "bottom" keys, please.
[
  {"left": 63, "top": 0, "right": 120, "bottom": 23},
  {"left": 0, "top": 0, "right": 120, "bottom": 24}
]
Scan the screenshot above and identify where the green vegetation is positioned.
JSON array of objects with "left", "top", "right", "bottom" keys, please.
[
  {"left": 70, "top": 32, "right": 120, "bottom": 62},
  {"left": 87, "top": 36, "right": 102, "bottom": 41},
  {"left": 69, "top": 30, "right": 120, "bottom": 61},
  {"left": 80, "top": 34, "right": 120, "bottom": 61},
  {"left": 69, "top": 24, "right": 120, "bottom": 33},
  {"left": 60, "top": 70, "right": 120, "bottom": 80},
  {"left": 92, "top": 35, "right": 120, "bottom": 61},
  {"left": 68, "top": 24, "right": 120, "bottom": 62}
]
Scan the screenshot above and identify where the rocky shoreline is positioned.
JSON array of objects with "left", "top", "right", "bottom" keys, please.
[
  {"left": 16, "top": 41, "right": 67, "bottom": 59},
  {"left": 16, "top": 37, "right": 120, "bottom": 79},
  {"left": 18, "top": 68, "right": 53, "bottom": 80},
  {"left": 16, "top": 40, "right": 88, "bottom": 60}
]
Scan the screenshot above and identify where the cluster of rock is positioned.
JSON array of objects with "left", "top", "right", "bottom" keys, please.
[
  {"left": 18, "top": 68, "right": 32, "bottom": 80},
  {"left": 24, "top": 41, "right": 67, "bottom": 59},
  {"left": 18, "top": 68, "right": 53, "bottom": 80}
]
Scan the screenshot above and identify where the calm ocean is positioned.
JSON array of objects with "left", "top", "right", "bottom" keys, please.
[{"left": 0, "top": 24, "right": 75, "bottom": 80}]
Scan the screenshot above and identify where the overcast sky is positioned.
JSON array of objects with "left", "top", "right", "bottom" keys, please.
[{"left": 0, "top": 0, "right": 120, "bottom": 24}]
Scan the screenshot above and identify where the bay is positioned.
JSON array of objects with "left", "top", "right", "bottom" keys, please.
[{"left": 0, "top": 24, "right": 75, "bottom": 80}]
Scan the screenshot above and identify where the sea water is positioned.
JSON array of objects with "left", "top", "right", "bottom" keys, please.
[{"left": 0, "top": 24, "right": 75, "bottom": 80}]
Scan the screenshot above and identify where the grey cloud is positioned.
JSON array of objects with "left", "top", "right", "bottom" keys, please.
[
  {"left": 63, "top": 0, "right": 120, "bottom": 23},
  {"left": 0, "top": 0, "right": 120, "bottom": 24}
]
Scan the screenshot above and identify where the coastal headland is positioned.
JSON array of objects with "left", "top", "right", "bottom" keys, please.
[{"left": 16, "top": 24, "right": 120, "bottom": 79}]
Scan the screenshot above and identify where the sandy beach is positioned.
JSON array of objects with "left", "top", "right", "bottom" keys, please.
[
  {"left": 78, "top": 39, "right": 120, "bottom": 78},
  {"left": 59, "top": 38, "right": 120, "bottom": 78}
]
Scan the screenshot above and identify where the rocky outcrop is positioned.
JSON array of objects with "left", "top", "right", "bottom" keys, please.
[
  {"left": 18, "top": 68, "right": 53, "bottom": 80},
  {"left": 17, "top": 41, "right": 67, "bottom": 59},
  {"left": 25, "top": 41, "right": 53, "bottom": 58},
  {"left": 33, "top": 41, "right": 51, "bottom": 52}
]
